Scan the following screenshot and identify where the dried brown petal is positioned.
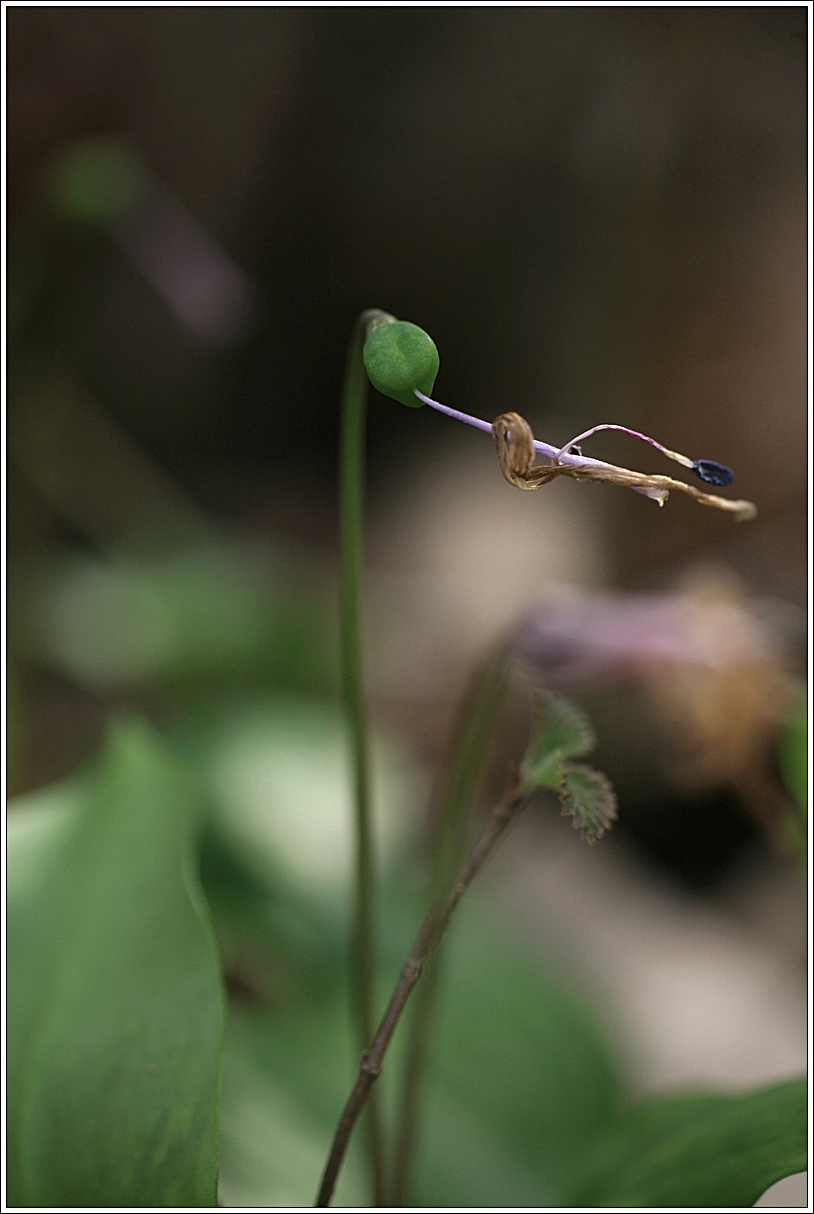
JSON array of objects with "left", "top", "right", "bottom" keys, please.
[{"left": 491, "top": 412, "right": 756, "bottom": 521}]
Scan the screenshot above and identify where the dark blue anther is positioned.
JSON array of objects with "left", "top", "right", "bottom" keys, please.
[{"left": 691, "top": 460, "right": 734, "bottom": 487}]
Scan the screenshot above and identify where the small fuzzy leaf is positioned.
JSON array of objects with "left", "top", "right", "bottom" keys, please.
[
  {"left": 520, "top": 691, "right": 596, "bottom": 792},
  {"left": 558, "top": 763, "right": 618, "bottom": 844}
]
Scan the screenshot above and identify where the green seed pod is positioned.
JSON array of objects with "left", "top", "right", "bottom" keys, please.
[{"left": 363, "top": 319, "right": 439, "bottom": 407}]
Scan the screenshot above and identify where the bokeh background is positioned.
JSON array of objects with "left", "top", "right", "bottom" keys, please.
[{"left": 7, "top": 6, "right": 808, "bottom": 1207}]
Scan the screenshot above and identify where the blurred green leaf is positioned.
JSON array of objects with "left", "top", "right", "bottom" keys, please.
[
  {"left": 7, "top": 718, "right": 225, "bottom": 1207},
  {"left": 520, "top": 691, "right": 596, "bottom": 791},
  {"left": 47, "top": 136, "right": 146, "bottom": 221},
  {"left": 563, "top": 1078, "right": 807, "bottom": 1207},
  {"left": 778, "top": 690, "right": 807, "bottom": 816},
  {"left": 199, "top": 820, "right": 348, "bottom": 1006},
  {"left": 37, "top": 543, "right": 335, "bottom": 695},
  {"left": 558, "top": 763, "right": 618, "bottom": 844},
  {"left": 208, "top": 873, "right": 625, "bottom": 1208},
  {"left": 410, "top": 899, "right": 626, "bottom": 1206},
  {"left": 199, "top": 696, "right": 418, "bottom": 901},
  {"left": 559, "top": 1089, "right": 732, "bottom": 1205},
  {"left": 218, "top": 1000, "right": 368, "bottom": 1208}
]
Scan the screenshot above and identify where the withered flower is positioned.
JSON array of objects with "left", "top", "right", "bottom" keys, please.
[
  {"left": 414, "top": 391, "right": 756, "bottom": 521},
  {"left": 513, "top": 569, "right": 801, "bottom": 852}
]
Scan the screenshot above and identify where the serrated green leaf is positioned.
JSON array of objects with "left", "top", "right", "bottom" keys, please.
[
  {"left": 520, "top": 691, "right": 596, "bottom": 792},
  {"left": 562, "top": 1078, "right": 807, "bottom": 1207},
  {"left": 7, "top": 717, "right": 225, "bottom": 1208},
  {"left": 558, "top": 763, "right": 618, "bottom": 844}
]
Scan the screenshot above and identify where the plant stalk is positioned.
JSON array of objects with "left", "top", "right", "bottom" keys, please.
[
  {"left": 389, "top": 646, "right": 510, "bottom": 1205},
  {"left": 338, "top": 308, "right": 391, "bottom": 1205},
  {"left": 314, "top": 781, "right": 527, "bottom": 1208}
]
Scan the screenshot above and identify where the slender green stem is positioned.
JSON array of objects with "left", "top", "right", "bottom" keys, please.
[
  {"left": 390, "top": 646, "right": 510, "bottom": 1205},
  {"left": 339, "top": 308, "right": 392, "bottom": 1204},
  {"left": 314, "top": 782, "right": 528, "bottom": 1208}
]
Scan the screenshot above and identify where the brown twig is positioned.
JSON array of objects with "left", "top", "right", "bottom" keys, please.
[
  {"left": 390, "top": 645, "right": 510, "bottom": 1206},
  {"left": 314, "top": 784, "right": 527, "bottom": 1207}
]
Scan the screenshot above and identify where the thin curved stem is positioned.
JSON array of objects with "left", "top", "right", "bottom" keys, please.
[
  {"left": 314, "top": 782, "right": 527, "bottom": 1207},
  {"left": 390, "top": 646, "right": 510, "bottom": 1205},
  {"left": 554, "top": 422, "right": 695, "bottom": 468},
  {"left": 413, "top": 389, "right": 603, "bottom": 467},
  {"left": 338, "top": 308, "right": 391, "bottom": 1205}
]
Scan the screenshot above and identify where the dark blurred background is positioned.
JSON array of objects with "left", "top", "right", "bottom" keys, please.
[{"left": 7, "top": 5, "right": 807, "bottom": 884}]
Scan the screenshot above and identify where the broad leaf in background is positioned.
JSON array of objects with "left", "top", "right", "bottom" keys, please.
[
  {"left": 777, "top": 687, "right": 807, "bottom": 817},
  {"left": 218, "top": 998, "right": 369, "bottom": 1208},
  {"left": 203, "top": 846, "right": 626, "bottom": 1208},
  {"left": 409, "top": 899, "right": 626, "bottom": 1207},
  {"left": 7, "top": 718, "right": 225, "bottom": 1208},
  {"left": 562, "top": 1078, "right": 807, "bottom": 1208},
  {"left": 519, "top": 690, "right": 617, "bottom": 842},
  {"left": 34, "top": 542, "right": 335, "bottom": 695}
]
